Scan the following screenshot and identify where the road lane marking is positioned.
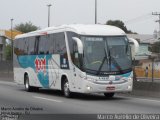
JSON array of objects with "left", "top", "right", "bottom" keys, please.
[
  {"left": 119, "top": 95, "right": 160, "bottom": 103},
  {"left": 33, "top": 96, "right": 63, "bottom": 103},
  {"left": 133, "top": 97, "right": 160, "bottom": 103}
]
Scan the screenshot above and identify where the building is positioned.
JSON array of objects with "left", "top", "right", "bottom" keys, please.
[
  {"left": 127, "top": 34, "right": 157, "bottom": 60},
  {"left": 127, "top": 34, "right": 160, "bottom": 80},
  {"left": 0, "top": 30, "right": 22, "bottom": 61},
  {"left": 0, "top": 31, "right": 6, "bottom": 61}
]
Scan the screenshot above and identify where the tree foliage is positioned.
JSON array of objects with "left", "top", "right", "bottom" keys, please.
[
  {"left": 4, "top": 44, "right": 12, "bottom": 60},
  {"left": 106, "top": 20, "right": 135, "bottom": 34},
  {"left": 14, "top": 21, "right": 39, "bottom": 33}
]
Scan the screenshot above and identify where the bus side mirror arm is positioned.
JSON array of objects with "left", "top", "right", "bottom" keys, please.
[
  {"left": 129, "top": 38, "right": 139, "bottom": 60},
  {"left": 72, "top": 37, "right": 83, "bottom": 54}
]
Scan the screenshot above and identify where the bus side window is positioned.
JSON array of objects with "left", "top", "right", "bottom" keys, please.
[
  {"left": 48, "top": 34, "right": 55, "bottom": 54},
  {"left": 38, "top": 36, "right": 45, "bottom": 54},
  {"left": 18, "top": 38, "right": 25, "bottom": 55},
  {"left": 54, "top": 33, "right": 66, "bottom": 54},
  {"left": 46, "top": 35, "right": 49, "bottom": 54},
  {"left": 14, "top": 39, "right": 19, "bottom": 56},
  {"left": 38, "top": 35, "right": 49, "bottom": 55},
  {"left": 24, "top": 38, "right": 28, "bottom": 55},
  {"left": 28, "top": 37, "right": 36, "bottom": 55}
]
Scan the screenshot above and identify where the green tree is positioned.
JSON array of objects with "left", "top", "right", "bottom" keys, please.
[
  {"left": 14, "top": 21, "right": 40, "bottom": 33},
  {"left": 4, "top": 44, "right": 12, "bottom": 60},
  {"left": 106, "top": 20, "right": 135, "bottom": 34}
]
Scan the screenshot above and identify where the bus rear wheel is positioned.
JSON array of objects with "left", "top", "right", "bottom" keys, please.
[
  {"left": 24, "top": 75, "right": 32, "bottom": 92},
  {"left": 63, "top": 79, "right": 72, "bottom": 98},
  {"left": 104, "top": 93, "right": 115, "bottom": 98},
  {"left": 24, "top": 75, "right": 39, "bottom": 92}
]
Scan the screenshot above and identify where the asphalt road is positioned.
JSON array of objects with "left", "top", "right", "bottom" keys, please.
[{"left": 0, "top": 80, "right": 160, "bottom": 120}]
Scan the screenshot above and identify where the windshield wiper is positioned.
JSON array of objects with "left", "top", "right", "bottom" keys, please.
[
  {"left": 96, "top": 40, "right": 124, "bottom": 75},
  {"left": 110, "top": 55, "right": 124, "bottom": 74},
  {"left": 96, "top": 49, "right": 108, "bottom": 75},
  {"left": 96, "top": 57, "right": 106, "bottom": 75},
  {"left": 97, "top": 49, "right": 124, "bottom": 75}
]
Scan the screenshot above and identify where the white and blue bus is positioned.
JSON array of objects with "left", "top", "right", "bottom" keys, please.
[{"left": 14, "top": 24, "right": 138, "bottom": 98}]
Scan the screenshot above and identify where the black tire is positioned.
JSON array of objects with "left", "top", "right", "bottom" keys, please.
[
  {"left": 62, "top": 79, "right": 72, "bottom": 98},
  {"left": 24, "top": 75, "right": 32, "bottom": 92},
  {"left": 104, "top": 93, "right": 115, "bottom": 98},
  {"left": 24, "top": 75, "right": 39, "bottom": 92}
]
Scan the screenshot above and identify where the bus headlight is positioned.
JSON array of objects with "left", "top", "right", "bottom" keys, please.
[
  {"left": 128, "top": 77, "right": 132, "bottom": 81},
  {"left": 86, "top": 86, "right": 92, "bottom": 90},
  {"left": 128, "top": 85, "right": 132, "bottom": 89}
]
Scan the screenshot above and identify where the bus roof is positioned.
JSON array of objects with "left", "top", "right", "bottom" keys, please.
[{"left": 15, "top": 24, "right": 126, "bottom": 39}]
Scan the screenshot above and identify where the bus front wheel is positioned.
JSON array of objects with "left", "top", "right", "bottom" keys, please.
[
  {"left": 63, "top": 79, "right": 72, "bottom": 98},
  {"left": 104, "top": 93, "right": 115, "bottom": 98}
]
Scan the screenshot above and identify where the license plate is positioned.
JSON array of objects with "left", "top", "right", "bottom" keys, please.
[{"left": 106, "top": 86, "right": 115, "bottom": 91}]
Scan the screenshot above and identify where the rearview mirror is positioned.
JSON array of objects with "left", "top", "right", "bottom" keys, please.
[
  {"left": 129, "top": 38, "right": 139, "bottom": 60},
  {"left": 72, "top": 37, "right": 83, "bottom": 54}
]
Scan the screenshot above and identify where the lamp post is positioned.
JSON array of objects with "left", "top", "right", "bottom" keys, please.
[
  {"left": 47, "top": 4, "right": 52, "bottom": 27},
  {"left": 11, "top": 18, "right": 14, "bottom": 62},
  {"left": 95, "top": 0, "right": 97, "bottom": 24}
]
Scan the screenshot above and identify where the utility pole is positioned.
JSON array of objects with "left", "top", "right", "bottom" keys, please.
[
  {"left": 11, "top": 18, "right": 14, "bottom": 62},
  {"left": 47, "top": 4, "right": 52, "bottom": 27},
  {"left": 95, "top": 0, "right": 97, "bottom": 24},
  {"left": 152, "top": 12, "right": 160, "bottom": 32}
]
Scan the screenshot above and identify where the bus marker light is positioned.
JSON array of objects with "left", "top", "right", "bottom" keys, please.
[{"left": 40, "top": 32, "right": 48, "bottom": 35}]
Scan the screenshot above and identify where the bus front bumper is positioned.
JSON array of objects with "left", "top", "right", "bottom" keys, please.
[{"left": 81, "top": 80, "right": 133, "bottom": 93}]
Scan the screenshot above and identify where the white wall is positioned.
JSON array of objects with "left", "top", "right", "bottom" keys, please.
[{"left": 0, "top": 37, "right": 3, "bottom": 44}]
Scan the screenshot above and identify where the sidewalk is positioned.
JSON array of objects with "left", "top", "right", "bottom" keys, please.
[
  {"left": 136, "top": 77, "right": 160, "bottom": 83},
  {"left": 129, "top": 79, "right": 160, "bottom": 98},
  {"left": 0, "top": 72, "right": 13, "bottom": 82}
]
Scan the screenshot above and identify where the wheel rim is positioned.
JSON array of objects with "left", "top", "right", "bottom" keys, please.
[
  {"left": 25, "top": 77, "right": 29, "bottom": 90},
  {"left": 64, "top": 81, "right": 69, "bottom": 96}
]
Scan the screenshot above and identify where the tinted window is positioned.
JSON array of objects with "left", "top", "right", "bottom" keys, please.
[
  {"left": 19, "top": 38, "right": 25, "bottom": 52},
  {"left": 24, "top": 38, "right": 28, "bottom": 55},
  {"left": 48, "top": 34, "right": 55, "bottom": 54},
  {"left": 67, "top": 32, "right": 79, "bottom": 67},
  {"left": 14, "top": 39, "right": 19, "bottom": 55},
  {"left": 67, "top": 32, "right": 78, "bottom": 53},
  {"left": 38, "top": 36, "right": 48, "bottom": 54},
  {"left": 14, "top": 32, "right": 67, "bottom": 56},
  {"left": 47, "top": 33, "right": 66, "bottom": 54},
  {"left": 54, "top": 33, "right": 66, "bottom": 54},
  {"left": 28, "top": 37, "right": 36, "bottom": 55}
]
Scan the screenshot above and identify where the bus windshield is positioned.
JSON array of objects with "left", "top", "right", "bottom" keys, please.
[{"left": 81, "top": 36, "right": 132, "bottom": 75}]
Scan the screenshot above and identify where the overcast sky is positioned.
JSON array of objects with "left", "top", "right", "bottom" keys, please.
[{"left": 0, "top": 0, "right": 160, "bottom": 34}]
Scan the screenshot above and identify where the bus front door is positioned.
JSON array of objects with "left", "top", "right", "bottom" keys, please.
[{"left": 73, "top": 67, "right": 82, "bottom": 90}]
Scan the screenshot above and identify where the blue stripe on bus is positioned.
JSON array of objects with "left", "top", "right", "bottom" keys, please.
[
  {"left": 17, "top": 55, "right": 52, "bottom": 88},
  {"left": 122, "top": 72, "right": 132, "bottom": 77},
  {"left": 115, "top": 72, "right": 132, "bottom": 81}
]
